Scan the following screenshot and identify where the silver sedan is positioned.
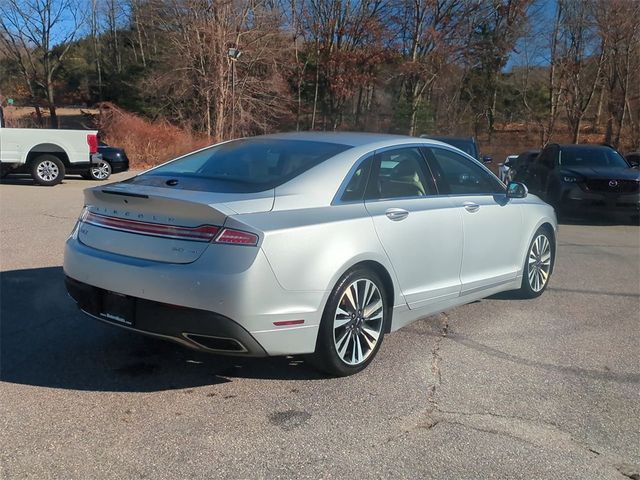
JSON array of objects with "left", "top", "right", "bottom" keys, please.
[{"left": 64, "top": 132, "right": 557, "bottom": 376}]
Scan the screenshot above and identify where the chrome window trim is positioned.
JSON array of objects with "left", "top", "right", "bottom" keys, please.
[{"left": 332, "top": 141, "right": 507, "bottom": 205}]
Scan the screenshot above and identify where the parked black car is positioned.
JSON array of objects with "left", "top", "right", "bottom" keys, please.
[
  {"left": 420, "top": 135, "right": 492, "bottom": 163},
  {"left": 514, "top": 144, "right": 640, "bottom": 219},
  {"left": 504, "top": 150, "right": 540, "bottom": 183},
  {"left": 82, "top": 142, "right": 130, "bottom": 180}
]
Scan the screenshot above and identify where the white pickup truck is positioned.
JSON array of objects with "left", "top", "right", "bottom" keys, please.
[{"left": 0, "top": 112, "right": 104, "bottom": 186}]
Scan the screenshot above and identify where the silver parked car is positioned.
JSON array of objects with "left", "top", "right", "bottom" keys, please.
[{"left": 64, "top": 132, "right": 557, "bottom": 376}]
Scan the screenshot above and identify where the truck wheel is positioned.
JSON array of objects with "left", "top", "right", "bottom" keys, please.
[
  {"left": 31, "top": 154, "right": 65, "bottom": 186},
  {"left": 87, "top": 160, "right": 112, "bottom": 180}
]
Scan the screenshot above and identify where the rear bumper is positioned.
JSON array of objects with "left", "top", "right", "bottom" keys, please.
[
  {"left": 63, "top": 234, "right": 327, "bottom": 356},
  {"left": 110, "top": 160, "right": 129, "bottom": 173},
  {"left": 65, "top": 275, "right": 267, "bottom": 356}
]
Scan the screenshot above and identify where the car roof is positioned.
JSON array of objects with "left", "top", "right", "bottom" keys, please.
[
  {"left": 422, "top": 135, "right": 474, "bottom": 141},
  {"left": 261, "top": 131, "right": 420, "bottom": 148},
  {"left": 555, "top": 144, "right": 612, "bottom": 150}
]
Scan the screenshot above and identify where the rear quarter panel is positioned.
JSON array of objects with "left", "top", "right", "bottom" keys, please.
[{"left": 226, "top": 203, "right": 403, "bottom": 305}]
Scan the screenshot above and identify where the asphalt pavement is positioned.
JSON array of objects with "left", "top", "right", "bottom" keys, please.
[{"left": 1, "top": 173, "right": 639, "bottom": 479}]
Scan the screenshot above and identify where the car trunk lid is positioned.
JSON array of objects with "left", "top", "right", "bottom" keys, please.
[{"left": 78, "top": 182, "right": 273, "bottom": 264}]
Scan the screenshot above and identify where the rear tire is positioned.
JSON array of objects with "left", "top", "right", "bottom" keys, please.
[
  {"left": 87, "top": 160, "right": 112, "bottom": 181},
  {"left": 31, "top": 154, "right": 64, "bottom": 186},
  {"left": 308, "top": 268, "right": 387, "bottom": 376},
  {"left": 518, "top": 227, "right": 554, "bottom": 299}
]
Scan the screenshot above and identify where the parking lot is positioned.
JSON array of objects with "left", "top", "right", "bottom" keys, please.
[{"left": 1, "top": 173, "right": 639, "bottom": 479}]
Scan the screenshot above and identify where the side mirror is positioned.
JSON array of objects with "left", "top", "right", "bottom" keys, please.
[
  {"left": 506, "top": 181, "right": 527, "bottom": 199},
  {"left": 630, "top": 161, "right": 639, "bottom": 169},
  {"left": 482, "top": 155, "right": 493, "bottom": 163}
]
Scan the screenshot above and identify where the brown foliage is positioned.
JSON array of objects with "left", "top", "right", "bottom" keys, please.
[{"left": 94, "top": 103, "right": 209, "bottom": 169}]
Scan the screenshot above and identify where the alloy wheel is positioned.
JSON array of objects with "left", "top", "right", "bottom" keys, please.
[
  {"left": 90, "top": 161, "right": 111, "bottom": 180},
  {"left": 528, "top": 234, "right": 551, "bottom": 292},
  {"left": 36, "top": 160, "right": 59, "bottom": 182},
  {"left": 333, "top": 278, "right": 384, "bottom": 366}
]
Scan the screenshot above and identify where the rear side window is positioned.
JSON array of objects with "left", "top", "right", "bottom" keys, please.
[
  {"left": 138, "top": 139, "right": 351, "bottom": 193},
  {"left": 426, "top": 147, "right": 504, "bottom": 195},
  {"left": 341, "top": 156, "right": 372, "bottom": 202}
]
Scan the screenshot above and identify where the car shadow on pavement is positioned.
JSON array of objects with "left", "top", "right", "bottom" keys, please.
[
  {"left": 0, "top": 174, "right": 85, "bottom": 186},
  {"left": 557, "top": 212, "right": 639, "bottom": 226},
  {"left": 0, "top": 266, "right": 325, "bottom": 393}
]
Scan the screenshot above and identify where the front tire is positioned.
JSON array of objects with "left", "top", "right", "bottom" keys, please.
[
  {"left": 31, "top": 154, "right": 65, "bottom": 186},
  {"left": 309, "top": 268, "right": 387, "bottom": 376},
  {"left": 87, "top": 160, "right": 112, "bottom": 181},
  {"left": 519, "top": 227, "right": 554, "bottom": 298}
]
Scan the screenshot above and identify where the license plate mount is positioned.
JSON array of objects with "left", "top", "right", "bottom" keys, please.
[{"left": 100, "top": 291, "right": 135, "bottom": 327}]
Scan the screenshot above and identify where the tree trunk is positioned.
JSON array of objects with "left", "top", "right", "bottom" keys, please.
[
  {"left": 311, "top": 44, "right": 320, "bottom": 130},
  {"left": 46, "top": 81, "right": 58, "bottom": 129},
  {"left": 572, "top": 116, "right": 581, "bottom": 143}
]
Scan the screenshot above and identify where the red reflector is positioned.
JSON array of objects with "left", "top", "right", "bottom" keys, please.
[
  {"left": 273, "top": 320, "right": 305, "bottom": 327},
  {"left": 87, "top": 134, "right": 98, "bottom": 154},
  {"left": 215, "top": 228, "right": 258, "bottom": 246},
  {"left": 82, "top": 211, "right": 219, "bottom": 242}
]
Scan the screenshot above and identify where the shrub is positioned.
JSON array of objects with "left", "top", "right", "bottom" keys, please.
[{"left": 94, "top": 103, "right": 209, "bottom": 169}]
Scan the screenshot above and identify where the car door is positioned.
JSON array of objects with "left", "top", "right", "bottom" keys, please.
[
  {"left": 526, "top": 146, "right": 558, "bottom": 198},
  {"left": 424, "top": 146, "right": 523, "bottom": 295},
  {"left": 363, "top": 146, "right": 463, "bottom": 310}
]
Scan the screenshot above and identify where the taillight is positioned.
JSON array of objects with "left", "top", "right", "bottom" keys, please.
[
  {"left": 81, "top": 210, "right": 219, "bottom": 242},
  {"left": 80, "top": 209, "right": 259, "bottom": 246},
  {"left": 215, "top": 228, "right": 259, "bottom": 246},
  {"left": 87, "top": 134, "right": 98, "bottom": 154}
]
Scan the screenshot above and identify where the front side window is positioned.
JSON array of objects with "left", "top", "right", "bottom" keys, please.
[
  {"left": 366, "top": 147, "right": 434, "bottom": 199},
  {"left": 132, "top": 139, "right": 351, "bottom": 193},
  {"left": 426, "top": 147, "right": 504, "bottom": 195}
]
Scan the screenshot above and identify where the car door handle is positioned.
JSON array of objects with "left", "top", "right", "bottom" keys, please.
[
  {"left": 385, "top": 208, "right": 409, "bottom": 221},
  {"left": 463, "top": 202, "right": 480, "bottom": 213}
]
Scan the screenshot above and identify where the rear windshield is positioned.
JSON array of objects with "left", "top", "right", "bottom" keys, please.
[
  {"left": 560, "top": 147, "right": 629, "bottom": 168},
  {"left": 136, "top": 139, "right": 351, "bottom": 193}
]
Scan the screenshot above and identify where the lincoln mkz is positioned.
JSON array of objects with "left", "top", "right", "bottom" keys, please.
[{"left": 64, "top": 133, "right": 557, "bottom": 376}]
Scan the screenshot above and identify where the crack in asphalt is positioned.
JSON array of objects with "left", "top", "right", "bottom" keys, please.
[
  {"left": 414, "top": 313, "right": 639, "bottom": 479},
  {"left": 426, "top": 312, "right": 449, "bottom": 411}
]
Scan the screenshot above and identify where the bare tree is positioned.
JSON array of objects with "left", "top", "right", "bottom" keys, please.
[
  {"left": 144, "top": 0, "right": 291, "bottom": 140},
  {"left": 305, "top": 0, "right": 389, "bottom": 130},
  {"left": 0, "top": 0, "right": 84, "bottom": 128},
  {"left": 90, "top": 0, "right": 104, "bottom": 99},
  {"left": 395, "top": 0, "right": 470, "bottom": 136},
  {"left": 595, "top": 0, "right": 640, "bottom": 148},
  {"left": 545, "top": 0, "right": 563, "bottom": 145},
  {"left": 464, "top": 0, "right": 532, "bottom": 141},
  {"left": 556, "top": 0, "right": 604, "bottom": 143}
]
